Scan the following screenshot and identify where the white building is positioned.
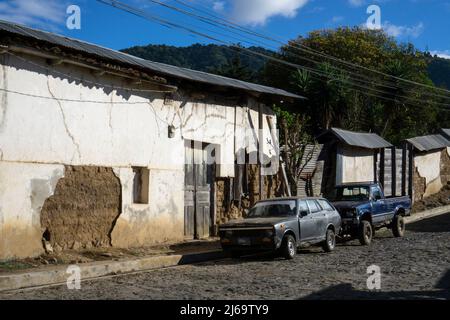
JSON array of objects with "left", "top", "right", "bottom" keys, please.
[
  {"left": 0, "top": 21, "right": 303, "bottom": 260},
  {"left": 406, "top": 134, "right": 450, "bottom": 202},
  {"left": 317, "top": 128, "right": 393, "bottom": 197}
]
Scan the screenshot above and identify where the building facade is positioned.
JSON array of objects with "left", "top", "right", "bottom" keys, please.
[
  {"left": 0, "top": 21, "right": 301, "bottom": 259},
  {"left": 406, "top": 134, "right": 450, "bottom": 202}
]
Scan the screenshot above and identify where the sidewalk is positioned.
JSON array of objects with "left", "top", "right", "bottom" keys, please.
[
  {"left": 0, "top": 239, "right": 224, "bottom": 292},
  {"left": 1, "top": 205, "right": 450, "bottom": 293},
  {"left": 405, "top": 204, "right": 450, "bottom": 224}
]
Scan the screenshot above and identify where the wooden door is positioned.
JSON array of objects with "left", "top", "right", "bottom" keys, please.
[{"left": 184, "top": 141, "right": 212, "bottom": 239}]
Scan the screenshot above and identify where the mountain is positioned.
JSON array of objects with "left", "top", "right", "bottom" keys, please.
[
  {"left": 121, "top": 43, "right": 450, "bottom": 90},
  {"left": 121, "top": 43, "right": 273, "bottom": 83},
  {"left": 427, "top": 55, "right": 450, "bottom": 90}
]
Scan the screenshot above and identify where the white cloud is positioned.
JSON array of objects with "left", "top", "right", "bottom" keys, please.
[
  {"left": 383, "top": 22, "right": 424, "bottom": 38},
  {"left": 431, "top": 50, "right": 450, "bottom": 60},
  {"left": 0, "top": 0, "right": 67, "bottom": 30},
  {"left": 348, "top": 0, "right": 365, "bottom": 7},
  {"left": 229, "top": 0, "right": 309, "bottom": 26},
  {"left": 331, "top": 16, "right": 344, "bottom": 23},
  {"left": 212, "top": 1, "right": 225, "bottom": 12}
]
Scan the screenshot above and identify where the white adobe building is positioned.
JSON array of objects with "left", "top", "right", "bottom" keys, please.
[{"left": 0, "top": 20, "right": 303, "bottom": 260}]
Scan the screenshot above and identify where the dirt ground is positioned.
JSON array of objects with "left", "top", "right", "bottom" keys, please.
[
  {"left": 0, "top": 239, "right": 220, "bottom": 274},
  {"left": 412, "top": 183, "right": 450, "bottom": 213}
]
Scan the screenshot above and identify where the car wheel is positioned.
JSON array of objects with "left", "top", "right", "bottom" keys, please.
[
  {"left": 358, "top": 220, "right": 373, "bottom": 246},
  {"left": 281, "top": 235, "right": 296, "bottom": 260},
  {"left": 322, "top": 228, "right": 336, "bottom": 252},
  {"left": 392, "top": 215, "right": 405, "bottom": 238}
]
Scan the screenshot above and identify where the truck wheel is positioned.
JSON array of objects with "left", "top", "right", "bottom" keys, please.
[
  {"left": 358, "top": 220, "right": 373, "bottom": 246},
  {"left": 281, "top": 235, "right": 296, "bottom": 260},
  {"left": 322, "top": 228, "right": 336, "bottom": 252},
  {"left": 392, "top": 215, "right": 406, "bottom": 237}
]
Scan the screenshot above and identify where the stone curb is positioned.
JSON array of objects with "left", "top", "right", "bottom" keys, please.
[
  {"left": 405, "top": 204, "right": 450, "bottom": 224},
  {"left": 0, "top": 250, "right": 224, "bottom": 292}
]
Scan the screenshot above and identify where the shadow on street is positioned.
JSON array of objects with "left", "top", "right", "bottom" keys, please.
[
  {"left": 300, "top": 269, "right": 450, "bottom": 300},
  {"left": 408, "top": 212, "right": 450, "bottom": 233}
]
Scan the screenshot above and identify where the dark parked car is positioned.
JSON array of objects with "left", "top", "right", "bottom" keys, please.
[
  {"left": 219, "top": 197, "right": 342, "bottom": 259},
  {"left": 331, "top": 182, "right": 411, "bottom": 245}
]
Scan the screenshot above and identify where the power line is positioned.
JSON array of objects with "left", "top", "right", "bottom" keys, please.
[
  {"left": 159, "top": 0, "right": 407, "bottom": 94},
  {"left": 204, "top": 41, "right": 450, "bottom": 112},
  {"left": 103, "top": 0, "right": 450, "bottom": 107},
  {"left": 171, "top": 0, "right": 450, "bottom": 97},
  {"left": 159, "top": 0, "right": 450, "bottom": 102},
  {"left": 97, "top": 0, "right": 450, "bottom": 109},
  {"left": 0, "top": 86, "right": 162, "bottom": 104},
  {"left": 2, "top": 51, "right": 175, "bottom": 94}
]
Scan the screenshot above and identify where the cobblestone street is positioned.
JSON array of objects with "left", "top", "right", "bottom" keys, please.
[{"left": 1, "top": 213, "right": 450, "bottom": 300}]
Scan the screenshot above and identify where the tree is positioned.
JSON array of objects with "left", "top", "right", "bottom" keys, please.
[
  {"left": 273, "top": 106, "right": 317, "bottom": 196},
  {"left": 263, "top": 27, "right": 444, "bottom": 145},
  {"left": 212, "top": 47, "right": 253, "bottom": 82}
]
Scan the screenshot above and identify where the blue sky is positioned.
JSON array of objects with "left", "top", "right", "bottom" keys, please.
[{"left": 0, "top": 0, "right": 449, "bottom": 58}]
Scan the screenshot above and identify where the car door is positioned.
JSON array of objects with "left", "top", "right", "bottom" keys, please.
[
  {"left": 317, "top": 199, "right": 335, "bottom": 236},
  {"left": 298, "top": 200, "right": 315, "bottom": 241},
  {"left": 371, "top": 186, "right": 386, "bottom": 225},
  {"left": 307, "top": 199, "right": 327, "bottom": 240}
]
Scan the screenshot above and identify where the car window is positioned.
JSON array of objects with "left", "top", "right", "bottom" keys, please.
[
  {"left": 318, "top": 199, "right": 334, "bottom": 211},
  {"left": 247, "top": 200, "right": 297, "bottom": 218},
  {"left": 298, "top": 200, "right": 309, "bottom": 215},
  {"left": 334, "top": 186, "right": 370, "bottom": 201},
  {"left": 306, "top": 200, "right": 320, "bottom": 213},
  {"left": 371, "top": 188, "right": 382, "bottom": 200}
]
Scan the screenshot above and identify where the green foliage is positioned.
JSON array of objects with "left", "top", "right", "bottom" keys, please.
[
  {"left": 263, "top": 27, "right": 447, "bottom": 145},
  {"left": 120, "top": 32, "right": 450, "bottom": 145},
  {"left": 121, "top": 43, "right": 272, "bottom": 84},
  {"left": 273, "top": 104, "right": 315, "bottom": 195},
  {"left": 209, "top": 46, "right": 254, "bottom": 81},
  {"left": 426, "top": 54, "right": 450, "bottom": 90}
]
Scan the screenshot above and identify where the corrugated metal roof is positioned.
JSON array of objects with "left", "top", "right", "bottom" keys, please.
[
  {"left": 300, "top": 144, "right": 323, "bottom": 176},
  {"left": 406, "top": 134, "right": 450, "bottom": 152},
  {"left": 297, "top": 144, "right": 323, "bottom": 197},
  {"left": 329, "top": 128, "right": 392, "bottom": 149},
  {"left": 0, "top": 20, "right": 304, "bottom": 100},
  {"left": 439, "top": 128, "right": 450, "bottom": 140}
]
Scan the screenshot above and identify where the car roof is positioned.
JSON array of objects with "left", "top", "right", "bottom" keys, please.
[
  {"left": 336, "top": 182, "right": 378, "bottom": 187},
  {"left": 256, "top": 196, "right": 327, "bottom": 203}
]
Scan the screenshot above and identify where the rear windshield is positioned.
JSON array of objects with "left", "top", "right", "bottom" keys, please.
[
  {"left": 334, "top": 186, "right": 370, "bottom": 201},
  {"left": 247, "top": 200, "right": 297, "bottom": 218}
]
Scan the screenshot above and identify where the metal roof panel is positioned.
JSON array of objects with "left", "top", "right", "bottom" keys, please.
[
  {"left": 406, "top": 134, "right": 450, "bottom": 152},
  {"left": 0, "top": 20, "right": 304, "bottom": 100},
  {"left": 330, "top": 128, "right": 392, "bottom": 149}
]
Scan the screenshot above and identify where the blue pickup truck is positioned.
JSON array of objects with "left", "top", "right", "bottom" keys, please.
[{"left": 331, "top": 182, "right": 411, "bottom": 245}]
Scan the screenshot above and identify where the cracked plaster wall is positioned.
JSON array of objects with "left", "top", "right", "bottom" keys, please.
[
  {"left": 0, "top": 53, "right": 277, "bottom": 259},
  {"left": 0, "top": 162, "right": 64, "bottom": 259},
  {"left": 414, "top": 150, "right": 443, "bottom": 199}
]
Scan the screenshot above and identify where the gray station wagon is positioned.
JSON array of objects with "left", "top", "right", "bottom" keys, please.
[{"left": 219, "top": 197, "right": 342, "bottom": 259}]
